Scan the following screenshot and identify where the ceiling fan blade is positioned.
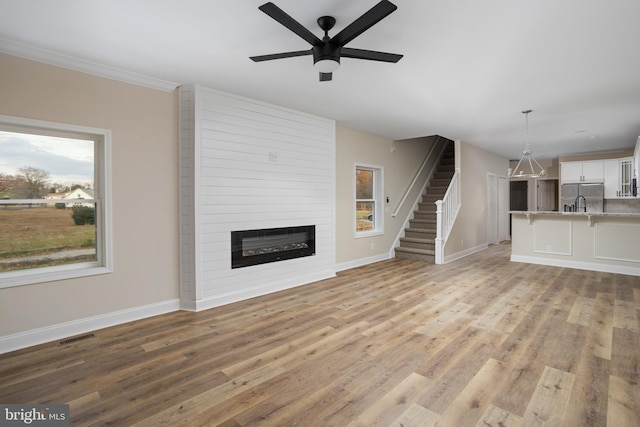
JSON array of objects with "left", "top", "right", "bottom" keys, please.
[
  {"left": 319, "top": 72, "right": 332, "bottom": 82},
  {"left": 341, "top": 47, "right": 403, "bottom": 63},
  {"left": 258, "top": 2, "right": 321, "bottom": 46},
  {"left": 250, "top": 50, "right": 312, "bottom": 62},
  {"left": 331, "top": 0, "right": 398, "bottom": 47}
]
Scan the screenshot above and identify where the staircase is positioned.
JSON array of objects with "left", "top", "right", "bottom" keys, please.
[{"left": 394, "top": 143, "right": 455, "bottom": 262}]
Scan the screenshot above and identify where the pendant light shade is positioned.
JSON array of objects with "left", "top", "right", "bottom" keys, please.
[{"left": 508, "top": 110, "right": 547, "bottom": 179}]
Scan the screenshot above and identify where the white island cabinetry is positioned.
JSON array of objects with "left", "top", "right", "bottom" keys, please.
[{"left": 511, "top": 211, "right": 640, "bottom": 276}]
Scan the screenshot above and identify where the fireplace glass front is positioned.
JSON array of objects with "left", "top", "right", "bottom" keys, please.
[{"left": 231, "top": 225, "right": 315, "bottom": 269}]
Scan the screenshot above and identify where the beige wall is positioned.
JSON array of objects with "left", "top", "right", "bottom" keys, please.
[
  {"left": 445, "top": 141, "right": 509, "bottom": 257},
  {"left": 335, "top": 126, "right": 436, "bottom": 266},
  {"left": 0, "top": 54, "right": 179, "bottom": 337}
]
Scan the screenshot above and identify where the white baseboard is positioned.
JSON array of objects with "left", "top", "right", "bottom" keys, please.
[
  {"left": 180, "top": 270, "right": 337, "bottom": 312},
  {"left": 510, "top": 255, "right": 640, "bottom": 276},
  {"left": 335, "top": 253, "right": 391, "bottom": 272},
  {"left": 0, "top": 299, "right": 181, "bottom": 355},
  {"left": 443, "top": 243, "right": 488, "bottom": 264}
]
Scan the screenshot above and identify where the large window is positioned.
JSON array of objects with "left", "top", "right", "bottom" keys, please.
[
  {"left": 355, "top": 165, "right": 383, "bottom": 236},
  {"left": 0, "top": 115, "right": 112, "bottom": 288}
]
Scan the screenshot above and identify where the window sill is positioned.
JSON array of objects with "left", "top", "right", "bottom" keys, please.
[
  {"left": 355, "top": 230, "right": 384, "bottom": 239},
  {"left": 0, "top": 263, "right": 112, "bottom": 289}
]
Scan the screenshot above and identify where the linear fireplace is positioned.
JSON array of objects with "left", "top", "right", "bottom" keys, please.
[{"left": 231, "top": 225, "right": 315, "bottom": 269}]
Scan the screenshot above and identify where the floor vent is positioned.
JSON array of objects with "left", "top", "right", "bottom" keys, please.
[{"left": 59, "top": 333, "right": 96, "bottom": 346}]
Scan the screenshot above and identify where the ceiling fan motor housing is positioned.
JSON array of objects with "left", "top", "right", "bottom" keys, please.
[{"left": 312, "top": 43, "right": 341, "bottom": 65}]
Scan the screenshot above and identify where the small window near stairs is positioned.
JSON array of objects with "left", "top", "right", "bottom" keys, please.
[{"left": 355, "top": 165, "right": 383, "bottom": 236}]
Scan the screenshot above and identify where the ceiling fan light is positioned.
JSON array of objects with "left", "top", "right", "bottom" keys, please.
[{"left": 313, "top": 59, "right": 340, "bottom": 73}]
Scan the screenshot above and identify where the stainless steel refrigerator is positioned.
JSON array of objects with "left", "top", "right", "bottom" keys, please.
[{"left": 560, "top": 183, "right": 604, "bottom": 212}]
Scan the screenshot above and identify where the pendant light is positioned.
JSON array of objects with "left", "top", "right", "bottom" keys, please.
[{"left": 508, "top": 109, "right": 547, "bottom": 179}]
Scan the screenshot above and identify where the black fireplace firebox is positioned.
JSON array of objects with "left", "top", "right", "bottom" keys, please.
[{"left": 231, "top": 225, "right": 315, "bottom": 269}]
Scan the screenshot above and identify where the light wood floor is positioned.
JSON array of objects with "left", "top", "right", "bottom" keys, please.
[{"left": 1, "top": 242, "right": 639, "bottom": 426}]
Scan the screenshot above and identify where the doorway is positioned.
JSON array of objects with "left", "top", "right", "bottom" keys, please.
[
  {"left": 510, "top": 181, "right": 528, "bottom": 211},
  {"left": 488, "top": 173, "right": 509, "bottom": 245},
  {"left": 536, "top": 179, "right": 558, "bottom": 211},
  {"left": 509, "top": 180, "right": 528, "bottom": 235}
]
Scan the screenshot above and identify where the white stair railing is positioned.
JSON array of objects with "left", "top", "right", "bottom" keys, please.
[{"left": 434, "top": 168, "right": 460, "bottom": 264}]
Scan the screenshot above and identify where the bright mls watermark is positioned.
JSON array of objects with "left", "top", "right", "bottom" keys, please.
[{"left": 0, "top": 404, "right": 69, "bottom": 426}]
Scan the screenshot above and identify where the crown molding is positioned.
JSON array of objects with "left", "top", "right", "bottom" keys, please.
[{"left": 0, "top": 37, "right": 179, "bottom": 92}]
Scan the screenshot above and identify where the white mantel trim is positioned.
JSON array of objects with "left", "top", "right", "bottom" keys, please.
[{"left": 0, "top": 37, "right": 179, "bottom": 92}]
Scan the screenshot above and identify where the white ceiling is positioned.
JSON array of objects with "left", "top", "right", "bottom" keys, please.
[{"left": 1, "top": 0, "right": 640, "bottom": 161}]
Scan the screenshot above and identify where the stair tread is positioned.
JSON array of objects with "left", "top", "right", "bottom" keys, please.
[
  {"left": 400, "top": 237, "right": 435, "bottom": 243},
  {"left": 395, "top": 247, "right": 436, "bottom": 255},
  {"left": 405, "top": 227, "right": 436, "bottom": 233}
]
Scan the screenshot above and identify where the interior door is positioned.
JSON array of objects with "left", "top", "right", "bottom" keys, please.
[
  {"left": 498, "top": 176, "right": 509, "bottom": 241},
  {"left": 487, "top": 173, "right": 498, "bottom": 245},
  {"left": 537, "top": 179, "right": 557, "bottom": 211}
]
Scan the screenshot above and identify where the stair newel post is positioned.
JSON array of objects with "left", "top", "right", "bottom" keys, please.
[{"left": 435, "top": 199, "right": 444, "bottom": 264}]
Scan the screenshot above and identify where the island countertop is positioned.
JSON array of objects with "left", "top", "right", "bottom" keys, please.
[{"left": 510, "top": 210, "right": 640, "bottom": 218}]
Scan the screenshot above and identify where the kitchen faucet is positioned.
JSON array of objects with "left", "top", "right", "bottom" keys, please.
[{"left": 575, "top": 195, "right": 586, "bottom": 212}]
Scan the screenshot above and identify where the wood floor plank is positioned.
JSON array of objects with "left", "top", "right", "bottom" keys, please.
[
  {"left": 221, "top": 325, "right": 336, "bottom": 377},
  {"left": 346, "top": 372, "right": 432, "bottom": 427},
  {"left": 471, "top": 282, "right": 527, "bottom": 331},
  {"left": 587, "top": 292, "right": 615, "bottom": 360},
  {"left": 610, "top": 327, "right": 640, "bottom": 388},
  {"left": 414, "top": 302, "right": 473, "bottom": 336},
  {"left": 475, "top": 404, "right": 523, "bottom": 427},
  {"left": 607, "top": 375, "right": 639, "bottom": 427},
  {"left": 129, "top": 363, "right": 286, "bottom": 427},
  {"left": 613, "top": 298, "right": 639, "bottom": 332},
  {"left": 390, "top": 403, "right": 440, "bottom": 427},
  {"left": 417, "top": 331, "right": 502, "bottom": 414},
  {"left": 564, "top": 354, "right": 609, "bottom": 427},
  {"left": 520, "top": 365, "right": 575, "bottom": 426},
  {"left": 566, "top": 296, "right": 596, "bottom": 327},
  {"left": 436, "top": 358, "right": 506, "bottom": 426},
  {"left": 491, "top": 280, "right": 572, "bottom": 416},
  {"left": 1, "top": 242, "right": 638, "bottom": 425}
]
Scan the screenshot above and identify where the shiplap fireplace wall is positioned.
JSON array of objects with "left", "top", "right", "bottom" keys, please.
[{"left": 179, "top": 85, "right": 336, "bottom": 311}]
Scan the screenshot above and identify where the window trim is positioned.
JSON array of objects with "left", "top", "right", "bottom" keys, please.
[
  {"left": 355, "top": 163, "right": 384, "bottom": 238},
  {"left": 0, "top": 115, "right": 113, "bottom": 288}
]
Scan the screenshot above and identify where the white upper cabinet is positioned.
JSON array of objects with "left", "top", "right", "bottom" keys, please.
[
  {"left": 604, "top": 159, "right": 619, "bottom": 198},
  {"left": 604, "top": 157, "right": 634, "bottom": 198},
  {"left": 561, "top": 160, "right": 604, "bottom": 183}
]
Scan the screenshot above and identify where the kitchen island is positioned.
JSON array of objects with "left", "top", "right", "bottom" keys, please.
[{"left": 511, "top": 211, "right": 640, "bottom": 276}]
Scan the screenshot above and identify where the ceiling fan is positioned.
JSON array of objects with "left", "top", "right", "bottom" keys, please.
[{"left": 250, "top": 1, "right": 403, "bottom": 81}]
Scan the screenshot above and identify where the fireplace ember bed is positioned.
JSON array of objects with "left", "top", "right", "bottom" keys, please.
[{"left": 231, "top": 225, "right": 315, "bottom": 269}]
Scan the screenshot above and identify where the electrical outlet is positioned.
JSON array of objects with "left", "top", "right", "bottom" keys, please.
[{"left": 546, "top": 244, "right": 552, "bottom": 252}]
